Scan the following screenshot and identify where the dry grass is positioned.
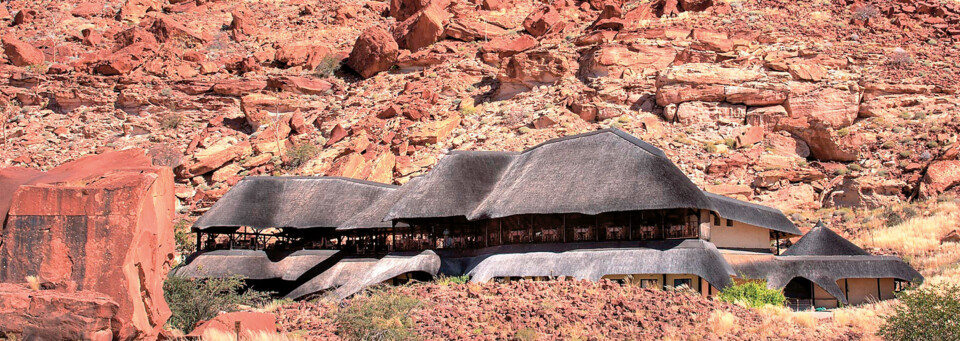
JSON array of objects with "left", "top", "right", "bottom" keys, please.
[
  {"left": 831, "top": 300, "right": 897, "bottom": 337},
  {"left": 857, "top": 201, "right": 960, "bottom": 255},
  {"left": 708, "top": 310, "right": 738, "bottom": 336},
  {"left": 25, "top": 276, "right": 40, "bottom": 291}
]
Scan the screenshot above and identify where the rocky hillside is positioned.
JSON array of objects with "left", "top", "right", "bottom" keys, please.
[
  {"left": 276, "top": 279, "right": 867, "bottom": 340},
  {"left": 0, "top": 0, "right": 958, "bottom": 246}
]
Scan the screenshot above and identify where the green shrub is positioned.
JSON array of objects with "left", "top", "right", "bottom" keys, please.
[
  {"left": 335, "top": 288, "right": 421, "bottom": 341},
  {"left": 286, "top": 143, "right": 320, "bottom": 169},
  {"left": 847, "top": 164, "right": 862, "bottom": 172},
  {"left": 717, "top": 280, "right": 786, "bottom": 308},
  {"left": 173, "top": 219, "right": 195, "bottom": 254},
  {"left": 435, "top": 275, "right": 469, "bottom": 286},
  {"left": 314, "top": 55, "right": 341, "bottom": 77},
  {"left": 878, "top": 284, "right": 960, "bottom": 341},
  {"left": 515, "top": 328, "right": 538, "bottom": 341},
  {"left": 703, "top": 142, "right": 718, "bottom": 153},
  {"left": 163, "top": 275, "right": 272, "bottom": 332},
  {"left": 160, "top": 112, "right": 182, "bottom": 130}
]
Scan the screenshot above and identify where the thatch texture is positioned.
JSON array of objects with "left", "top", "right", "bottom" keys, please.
[
  {"left": 173, "top": 249, "right": 341, "bottom": 281},
  {"left": 439, "top": 240, "right": 734, "bottom": 289},
  {"left": 193, "top": 177, "right": 397, "bottom": 230},
  {"left": 338, "top": 178, "right": 420, "bottom": 230},
  {"left": 387, "top": 129, "right": 716, "bottom": 221},
  {"left": 331, "top": 250, "right": 441, "bottom": 299},
  {"left": 781, "top": 222, "right": 868, "bottom": 256},
  {"left": 724, "top": 251, "right": 923, "bottom": 304},
  {"left": 703, "top": 192, "right": 800, "bottom": 235},
  {"left": 384, "top": 151, "right": 517, "bottom": 220},
  {"left": 284, "top": 258, "right": 380, "bottom": 299}
]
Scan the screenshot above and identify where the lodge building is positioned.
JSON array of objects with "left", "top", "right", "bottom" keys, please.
[{"left": 177, "top": 129, "right": 922, "bottom": 308}]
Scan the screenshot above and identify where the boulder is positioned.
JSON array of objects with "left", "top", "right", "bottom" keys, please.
[
  {"left": 410, "top": 114, "right": 461, "bottom": 144},
  {"left": 655, "top": 63, "right": 768, "bottom": 106},
  {"left": 0, "top": 284, "right": 119, "bottom": 340},
  {"left": 348, "top": 26, "right": 400, "bottom": 79},
  {"left": 188, "top": 312, "right": 278, "bottom": 339},
  {"left": 118, "top": 0, "right": 163, "bottom": 23},
  {"left": 71, "top": 3, "right": 102, "bottom": 18},
  {"left": 578, "top": 44, "right": 675, "bottom": 80},
  {"left": 329, "top": 153, "right": 370, "bottom": 179},
  {"left": 496, "top": 49, "right": 572, "bottom": 99},
  {"left": 523, "top": 5, "right": 560, "bottom": 37},
  {"left": 666, "top": 101, "right": 745, "bottom": 125},
  {"left": 2, "top": 37, "right": 44, "bottom": 67},
  {"left": 480, "top": 34, "right": 538, "bottom": 60},
  {"left": 0, "top": 150, "right": 176, "bottom": 340},
  {"left": 368, "top": 152, "right": 397, "bottom": 184},
  {"left": 267, "top": 76, "right": 333, "bottom": 95},
  {"left": 147, "top": 14, "right": 208, "bottom": 44},
  {"left": 212, "top": 79, "right": 267, "bottom": 96},
  {"left": 942, "top": 230, "right": 960, "bottom": 244},
  {"left": 782, "top": 83, "right": 860, "bottom": 129},
  {"left": 444, "top": 19, "right": 508, "bottom": 41},
  {"left": 922, "top": 160, "right": 960, "bottom": 198},
  {"left": 390, "top": 0, "right": 433, "bottom": 21},
  {"left": 745, "top": 105, "right": 788, "bottom": 127},
  {"left": 229, "top": 8, "right": 256, "bottom": 41},
  {"left": 275, "top": 44, "right": 332, "bottom": 70},
  {"left": 393, "top": 5, "right": 449, "bottom": 52},
  {"left": 179, "top": 138, "right": 254, "bottom": 177},
  {"left": 823, "top": 176, "right": 905, "bottom": 209}
]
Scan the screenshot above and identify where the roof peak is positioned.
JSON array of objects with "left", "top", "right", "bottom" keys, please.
[{"left": 781, "top": 221, "right": 870, "bottom": 256}]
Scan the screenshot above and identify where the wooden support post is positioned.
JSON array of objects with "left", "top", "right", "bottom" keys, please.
[
  {"left": 196, "top": 232, "right": 201, "bottom": 252},
  {"left": 499, "top": 219, "right": 503, "bottom": 245},
  {"left": 662, "top": 274, "right": 667, "bottom": 290},
  {"left": 562, "top": 215, "right": 566, "bottom": 243},
  {"left": 877, "top": 278, "right": 882, "bottom": 301}
]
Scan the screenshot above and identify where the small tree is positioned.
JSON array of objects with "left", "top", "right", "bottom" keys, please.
[
  {"left": 878, "top": 284, "right": 960, "bottom": 341},
  {"left": 163, "top": 275, "right": 272, "bottom": 332},
  {"left": 717, "top": 280, "right": 786, "bottom": 308}
]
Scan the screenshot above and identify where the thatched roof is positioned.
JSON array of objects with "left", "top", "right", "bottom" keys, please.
[
  {"left": 437, "top": 240, "right": 734, "bottom": 289},
  {"left": 725, "top": 251, "right": 923, "bottom": 304},
  {"left": 337, "top": 178, "right": 421, "bottom": 231},
  {"left": 193, "top": 176, "right": 397, "bottom": 231},
  {"left": 386, "top": 129, "right": 716, "bottom": 221},
  {"left": 285, "top": 258, "right": 380, "bottom": 299},
  {"left": 172, "top": 249, "right": 341, "bottom": 281},
  {"left": 781, "top": 221, "right": 868, "bottom": 256},
  {"left": 330, "top": 250, "right": 441, "bottom": 299},
  {"left": 704, "top": 192, "right": 800, "bottom": 235}
]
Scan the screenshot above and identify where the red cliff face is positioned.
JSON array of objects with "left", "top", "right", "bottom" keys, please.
[{"left": 0, "top": 149, "right": 176, "bottom": 340}]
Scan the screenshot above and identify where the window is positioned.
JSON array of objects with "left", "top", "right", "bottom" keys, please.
[
  {"left": 673, "top": 278, "right": 692, "bottom": 288},
  {"left": 713, "top": 215, "right": 720, "bottom": 226},
  {"left": 726, "top": 219, "right": 734, "bottom": 227},
  {"left": 639, "top": 279, "right": 659, "bottom": 289}
]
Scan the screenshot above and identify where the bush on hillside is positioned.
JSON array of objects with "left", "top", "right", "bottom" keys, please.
[
  {"left": 878, "top": 284, "right": 960, "bottom": 341},
  {"left": 717, "top": 280, "right": 786, "bottom": 308},
  {"left": 163, "top": 275, "right": 272, "bottom": 332},
  {"left": 335, "top": 288, "right": 421, "bottom": 341}
]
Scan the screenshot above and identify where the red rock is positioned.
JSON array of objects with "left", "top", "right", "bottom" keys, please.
[
  {"left": 12, "top": 10, "right": 36, "bottom": 26},
  {"left": 533, "top": 115, "right": 557, "bottom": 129},
  {"left": 788, "top": 62, "right": 828, "bottom": 81},
  {"left": 0, "top": 150, "right": 176, "bottom": 340},
  {"left": 379, "top": 105, "right": 402, "bottom": 119},
  {"left": 276, "top": 43, "right": 332, "bottom": 70},
  {"left": 482, "top": 0, "right": 506, "bottom": 10},
  {"left": 496, "top": 49, "right": 571, "bottom": 99},
  {"left": 180, "top": 139, "right": 254, "bottom": 177},
  {"left": 444, "top": 19, "right": 508, "bottom": 41},
  {"left": 735, "top": 125, "right": 764, "bottom": 148},
  {"left": 745, "top": 105, "right": 788, "bottom": 127},
  {"left": 82, "top": 29, "right": 103, "bottom": 47},
  {"left": 329, "top": 153, "right": 370, "bottom": 179},
  {"left": 679, "top": 0, "right": 713, "bottom": 12},
  {"left": 691, "top": 29, "right": 733, "bottom": 52},
  {"left": 115, "top": 26, "right": 159, "bottom": 50},
  {"left": 393, "top": 5, "right": 449, "bottom": 52},
  {"left": 229, "top": 7, "right": 256, "bottom": 42},
  {"left": 326, "top": 124, "right": 349, "bottom": 146},
  {"left": 480, "top": 34, "right": 538, "bottom": 59},
  {"left": 2, "top": 36, "right": 44, "bottom": 67},
  {"left": 0, "top": 284, "right": 119, "bottom": 340},
  {"left": 118, "top": 0, "right": 163, "bottom": 23},
  {"left": 188, "top": 312, "right": 278, "bottom": 338},
  {"left": 523, "top": 5, "right": 561, "bottom": 37},
  {"left": 410, "top": 114, "right": 461, "bottom": 144},
  {"left": 782, "top": 84, "right": 860, "bottom": 130},
  {"left": 704, "top": 184, "right": 753, "bottom": 199},
  {"left": 267, "top": 76, "right": 333, "bottom": 95},
  {"left": 348, "top": 26, "right": 399, "bottom": 79},
  {"left": 673, "top": 48, "right": 716, "bottom": 65},
  {"left": 71, "top": 3, "right": 102, "bottom": 18},
  {"left": 942, "top": 230, "right": 960, "bottom": 244},
  {"left": 623, "top": 2, "right": 656, "bottom": 20},
  {"left": 212, "top": 79, "right": 267, "bottom": 96},
  {"left": 923, "top": 160, "right": 960, "bottom": 198},
  {"left": 390, "top": 0, "right": 432, "bottom": 21},
  {"left": 578, "top": 44, "right": 676, "bottom": 80},
  {"left": 666, "top": 101, "right": 745, "bottom": 125},
  {"left": 368, "top": 152, "right": 397, "bottom": 183}
]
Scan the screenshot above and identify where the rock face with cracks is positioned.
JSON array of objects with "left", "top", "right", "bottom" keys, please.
[{"left": 0, "top": 149, "right": 176, "bottom": 340}]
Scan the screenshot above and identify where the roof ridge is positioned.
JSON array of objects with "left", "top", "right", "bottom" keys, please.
[{"left": 240, "top": 175, "right": 399, "bottom": 189}]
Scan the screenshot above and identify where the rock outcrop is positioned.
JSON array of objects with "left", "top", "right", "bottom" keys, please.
[
  {"left": 0, "top": 283, "right": 119, "bottom": 341},
  {"left": 348, "top": 26, "right": 400, "bottom": 79},
  {"left": 0, "top": 150, "right": 176, "bottom": 340}
]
